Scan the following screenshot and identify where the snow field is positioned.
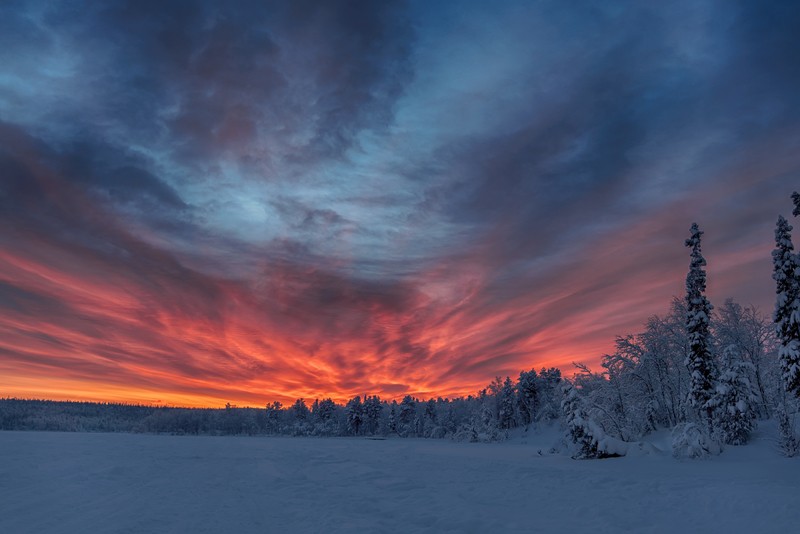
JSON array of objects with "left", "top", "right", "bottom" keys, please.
[{"left": 0, "top": 428, "right": 797, "bottom": 533}]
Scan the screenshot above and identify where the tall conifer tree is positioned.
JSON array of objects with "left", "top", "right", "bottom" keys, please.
[
  {"left": 773, "top": 213, "right": 800, "bottom": 398},
  {"left": 684, "top": 223, "right": 716, "bottom": 427}
]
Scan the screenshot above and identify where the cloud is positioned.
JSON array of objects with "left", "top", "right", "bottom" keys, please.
[
  {"left": 1, "top": 0, "right": 415, "bottom": 167},
  {"left": 0, "top": 0, "right": 798, "bottom": 406}
]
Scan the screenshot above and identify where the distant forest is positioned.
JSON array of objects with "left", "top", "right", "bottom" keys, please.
[{"left": 3, "top": 193, "right": 800, "bottom": 459}]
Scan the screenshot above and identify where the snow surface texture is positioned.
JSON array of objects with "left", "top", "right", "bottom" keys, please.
[{"left": 0, "top": 428, "right": 797, "bottom": 534}]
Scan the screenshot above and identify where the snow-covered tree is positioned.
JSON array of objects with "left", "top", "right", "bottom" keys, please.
[
  {"left": 398, "top": 395, "right": 416, "bottom": 435},
  {"left": 601, "top": 339, "right": 665, "bottom": 437},
  {"left": 671, "top": 422, "right": 717, "bottom": 459},
  {"left": 312, "top": 398, "right": 338, "bottom": 435},
  {"left": 468, "top": 388, "right": 499, "bottom": 441},
  {"left": 345, "top": 395, "right": 363, "bottom": 435},
  {"left": 792, "top": 190, "right": 800, "bottom": 217},
  {"left": 363, "top": 395, "right": 383, "bottom": 435},
  {"left": 637, "top": 299, "right": 690, "bottom": 427},
  {"left": 264, "top": 401, "right": 283, "bottom": 434},
  {"left": 388, "top": 401, "right": 398, "bottom": 434},
  {"left": 288, "top": 399, "right": 312, "bottom": 435},
  {"left": 685, "top": 223, "right": 716, "bottom": 427},
  {"left": 421, "top": 398, "right": 442, "bottom": 438},
  {"left": 776, "top": 403, "right": 799, "bottom": 457},
  {"left": 438, "top": 399, "right": 458, "bottom": 435},
  {"left": 773, "top": 215, "right": 800, "bottom": 398},
  {"left": 516, "top": 369, "right": 538, "bottom": 426},
  {"left": 536, "top": 367, "right": 563, "bottom": 421},
  {"left": 711, "top": 350, "right": 757, "bottom": 445},
  {"left": 714, "top": 299, "right": 776, "bottom": 418},
  {"left": 561, "top": 382, "right": 603, "bottom": 459},
  {"left": 497, "top": 377, "right": 517, "bottom": 430}
]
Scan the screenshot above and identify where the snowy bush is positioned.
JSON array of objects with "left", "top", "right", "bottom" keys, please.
[
  {"left": 429, "top": 425, "right": 448, "bottom": 439},
  {"left": 671, "top": 422, "right": 720, "bottom": 459},
  {"left": 776, "top": 404, "right": 799, "bottom": 457},
  {"left": 451, "top": 423, "right": 479, "bottom": 443}
]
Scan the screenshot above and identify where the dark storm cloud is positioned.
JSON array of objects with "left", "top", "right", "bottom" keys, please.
[{"left": 12, "top": 0, "right": 415, "bottom": 168}]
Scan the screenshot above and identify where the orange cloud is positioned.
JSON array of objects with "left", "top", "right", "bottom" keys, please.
[{"left": 1, "top": 191, "right": 776, "bottom": 408}]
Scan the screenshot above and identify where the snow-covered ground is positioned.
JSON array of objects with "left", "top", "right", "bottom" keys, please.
[{"left": 0, "top": 426, "right": 797, "bottom": 533}]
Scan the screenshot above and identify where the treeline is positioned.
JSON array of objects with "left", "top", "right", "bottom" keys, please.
[
  {"left": 0, "top": 368, "right": 564, "bottom": 441},
  {"left": 0, "top": 399, "right": 268, "bottom": 435}
]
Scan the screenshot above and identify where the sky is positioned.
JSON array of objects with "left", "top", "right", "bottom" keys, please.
[{"left": 1, "top": 0, "right": 799, "bottom": 407}]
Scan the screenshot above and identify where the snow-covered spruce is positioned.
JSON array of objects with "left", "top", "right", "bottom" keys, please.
[
  {"left": 397, "top": 395, "right": 416, "bottom": 436},
  {"left": 684, "top": 223, "right": 717, "bottom": 426},
  {"left": 363, "top": 395, "right": 383, "bottom": 435},
  {"left": 562, "top": 382, "right": 614, "bottom": 459},
  {"left": 345, "top": 395, "right": 363, "bottom": 435},
  {"left": 709, "top": 353, "right": 757, "bottom": 445},
  {"left": 773, "top": 215, "right": 800, "bottom": 398},
  {"left": 497, "top": 377, "right": 516, "bottom": 430},
  {"left": 516, "top": 368, "right": 538, "bottom": 426}
]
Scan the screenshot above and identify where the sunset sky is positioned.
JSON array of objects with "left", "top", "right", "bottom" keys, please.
[{"left": 1, "top": 0, "right": 799, "bottom": 407}]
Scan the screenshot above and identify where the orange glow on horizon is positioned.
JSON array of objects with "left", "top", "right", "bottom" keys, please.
[{"left": 0, "top": 190, "right": 778, "bottom": 408}]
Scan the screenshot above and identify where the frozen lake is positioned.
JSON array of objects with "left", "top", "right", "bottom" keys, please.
[{"left": 0, "top": 429, "right": 797, "bottom": 533}]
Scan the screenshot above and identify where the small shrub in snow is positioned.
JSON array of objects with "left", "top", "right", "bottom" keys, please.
[
  {"left": 451, "top": 423, "right": 479, "bottom": 443},
  {"left": 776, "top": 404, "right": 799, "bottom": 458},
  {"left": 671, "top": 422, "right": 720, "bottom": 459},
  {"left": 429, "top": 425, "right": 447, "bottom": 439}
]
